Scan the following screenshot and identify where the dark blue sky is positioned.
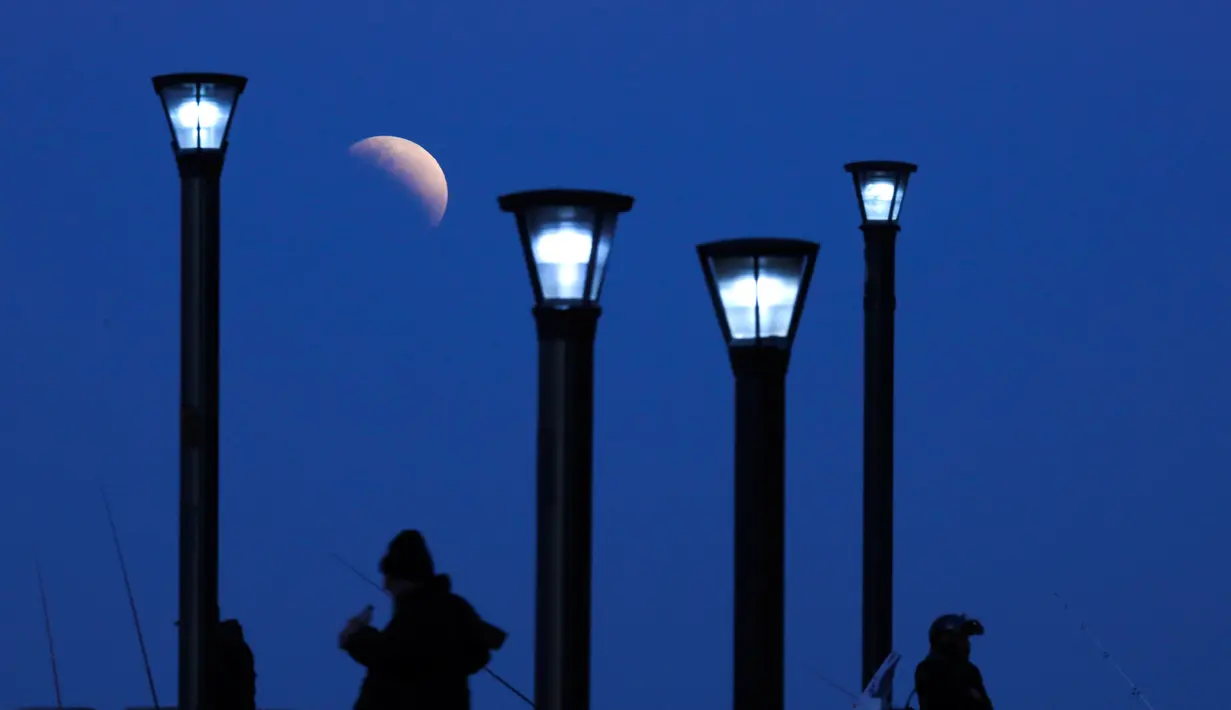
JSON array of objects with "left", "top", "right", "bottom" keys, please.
[{"left": 2, "top": 1, "right": 1229, "bottom": 710}]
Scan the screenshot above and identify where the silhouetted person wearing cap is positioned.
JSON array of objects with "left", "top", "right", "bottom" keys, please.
[
  {"left": 339, "top": 530, "right": 507, "bottom": 710},
  {"left": 915, "top": 614, "right": 992, "bottom": 710}
]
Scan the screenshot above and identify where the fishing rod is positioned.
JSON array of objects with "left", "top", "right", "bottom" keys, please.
[
  {"left": 329, "top": 551, "right": 536, "bottom": 708},
  {"left": 34, "top": 546, "right": 64, "bottom": 709},
  {"left": 101, "top": 483, "right": 162, "bottom": 710},
  {"left": 1053, "top": 591, "right": 1159, "bottom": 710},
  {"left": 809, "top": 667, "right": 858, "bottom": 703}
]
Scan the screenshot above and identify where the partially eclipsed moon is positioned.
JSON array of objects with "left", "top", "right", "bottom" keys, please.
[{"left": 349, "top": 136, "right": 448, "bottom": 227}]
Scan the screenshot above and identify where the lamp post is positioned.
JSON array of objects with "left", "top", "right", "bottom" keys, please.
[
  {"left": 152, "top": 72, "right": 248, "bottom": 710},
  {"left": 497, "top": 188, "right": 635, "bottom": 710},
  {"left": 697, "top": 238, "right": 820, "bottom": 710},
  {"left": 844, "top": 161, "right": 917, "bottom": 696}
]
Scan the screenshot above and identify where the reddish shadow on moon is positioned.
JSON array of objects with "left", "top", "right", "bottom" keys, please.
[{"left": 349, "top": 136, "right": 448, "bottom": 227}]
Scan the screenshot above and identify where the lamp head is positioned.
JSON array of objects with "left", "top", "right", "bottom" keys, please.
[
  {"left": 697, "top": 237, "right": 820, "bottom": 350},
  {"left": 498, "top": 189, "right": 634, "bottom": 308},
  {"left": 152, "top": 73, "right": 248, "bottom": 155},
  {"left": 844, "top": 160, "right": 917, "bottom": 226}
]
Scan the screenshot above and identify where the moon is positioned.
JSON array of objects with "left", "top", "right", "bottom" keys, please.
[{"left": 349, "top": 136, "right": 448, "bottom": 227}]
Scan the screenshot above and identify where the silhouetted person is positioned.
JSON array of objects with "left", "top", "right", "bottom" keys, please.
[
  {"left": 216, "top": 618, "right": 257, "bottom": 710},
  {"left": 914, "top": 614, "right": 992, "bottom": 710},
  {"left": 172, "top": 616, "right": 257, "bottom": 710},
  {"left": 339, "top": 530, "right": 506, "bottom": 710}
]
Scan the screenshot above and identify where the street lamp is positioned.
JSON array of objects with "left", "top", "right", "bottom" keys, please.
[
  {"left": 497, "top": 188, "right": 634, "bottom": 710},
  {"left": 152, "top": 71, "right": 247, "bottom": 710},
  {"left": 697, "top": 237, "right": 819, "bottom": 710},
  {"left": 844, "top": 160, "right": 916, "bottom": 697}
]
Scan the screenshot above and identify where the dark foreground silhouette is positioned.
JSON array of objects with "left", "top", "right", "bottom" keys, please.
[
  {"left": 217, "top": 618, "right": 257, "bottom": 710},
  {"left": 914, "top": 614, "right": 993, "bottom": 710},
  {"left": 339, "top": 530, "right": 507, "bottom": 710}
]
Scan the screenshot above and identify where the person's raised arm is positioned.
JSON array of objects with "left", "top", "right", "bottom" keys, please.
[{"left": 342, "top": 613, "right": 434, "bottom": 672}]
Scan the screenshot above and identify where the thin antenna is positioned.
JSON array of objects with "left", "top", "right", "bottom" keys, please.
[
  {"left": 34, "top": 546, "right": 64, "bottom": 709},
  {"left": 1053, "top": 592, "right": 1159, "bottom": 710},
  {"left": 101, "top": 483, "right": 161, "bottom": 710},
  {"left": 329, "top": 551, "right": 536, "bottom": 708}
]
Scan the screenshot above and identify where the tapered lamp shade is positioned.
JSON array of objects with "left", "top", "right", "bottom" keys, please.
[
  {"left": 498, "top": 189, "right": 635, "bottom": 307},
  {"left": 845, "top": 161, "right": 917, "bottom": 225},
  {"left": 153, "top": 73, "right": 248, "bottom": 153},
  {"left": 698, "top": 238, "right": 819, "bottom": 348}
]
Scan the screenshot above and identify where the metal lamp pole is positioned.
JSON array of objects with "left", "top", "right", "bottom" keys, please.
[
  {"left": 844, "top": 160, "right": 917, "bottom": 696},
  {"left": 697, "top": 238, "right": 820, "bottom": 710},
  {"left": 152, "top": 72, "right": 248, "bottom": 710},
  {"left": 498, "top": 189, "right": 635, "bottom": 710}
]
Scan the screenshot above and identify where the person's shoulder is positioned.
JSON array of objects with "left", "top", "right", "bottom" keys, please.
[
  {"left": 407, "top": 580, "right": 476, "bottom": 621},
  {"left": 440, "top": 591, "right": 482, "bottom": 623},
  {"left": 446, "top": 589, "right": 477, "bottom": 609},
  {"left": 915, "top": 656, "right": 956, "bottom": 680},
  {"left": 427, "top": 576, "right": 473, "bottom": 608}
]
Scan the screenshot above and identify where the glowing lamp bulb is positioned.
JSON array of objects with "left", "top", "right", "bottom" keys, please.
[
  {"left": 175, "top": 100, "right": 221, "bottom": 129},
  {"left": 530, "top": 221, "right": 610, "bottom": 300},
  {"left": 726, "top": 275, "right": 791, "bottom": 308}
]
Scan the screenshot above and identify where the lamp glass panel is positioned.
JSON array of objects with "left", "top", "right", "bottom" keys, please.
[
  {"left": 160, "top": 82, "right": 238, "bottom": 150},
  {"left": 525, "top": 205, "right": 615, "bottom": 303},
  {"left": 710, "top": 254, "right": 807, "bottom": 341},
  {"left": 859, "top": 170, "right": 908, "bottom": 222}
]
